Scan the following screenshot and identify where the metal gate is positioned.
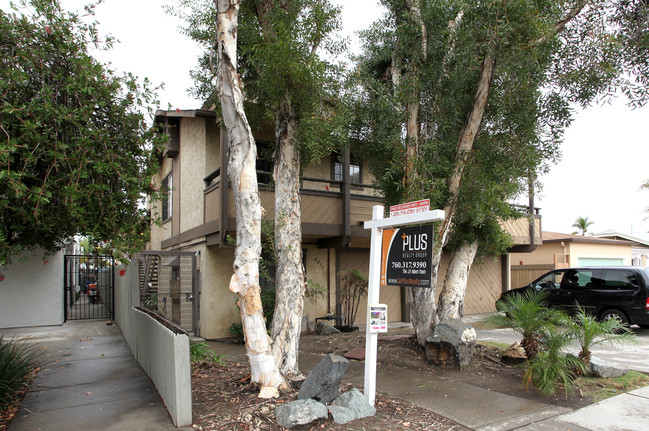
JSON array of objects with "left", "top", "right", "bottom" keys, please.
[
  {"left": 137, "top": 251, "right": 200, "bottom": 336},
  {"left": 64, "top": 255, "right": 115, "bottom": 321}
]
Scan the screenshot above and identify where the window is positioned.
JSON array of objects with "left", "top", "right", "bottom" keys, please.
[
  {"left": 602, "top": 270, "right": 639, "bottom": 290},
  {"left": 562, "top": 269, "right": 597, "bottom": 289},
  {"left": 161, "top": 173, "right": 172, "bottom": 221},
  {"left": 333, "top": 153, "right": 361, "bottom": 184},
  {"left": 256, "top": 141, "right": 274, "bottom": 186}
]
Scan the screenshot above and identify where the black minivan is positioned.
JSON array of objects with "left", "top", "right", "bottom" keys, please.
[{"left": 500, "top": 267, "right": 649, "bottom": 328}]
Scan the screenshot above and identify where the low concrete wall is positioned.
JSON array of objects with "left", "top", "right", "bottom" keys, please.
[
  {"left": 114, "top": 262, "right": 192, "bottom": 427},
  {"left": 0, "top": 249, "right": 65, "bottom": 328}
]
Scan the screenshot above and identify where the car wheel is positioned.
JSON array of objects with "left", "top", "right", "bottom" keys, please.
[{"left": 600, "top": 309, "right": 629, "bottom": 326}]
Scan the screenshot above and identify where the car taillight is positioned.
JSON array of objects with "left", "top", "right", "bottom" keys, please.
[{"left": 646, "top": 298, "right": 649, "bottom": 311}]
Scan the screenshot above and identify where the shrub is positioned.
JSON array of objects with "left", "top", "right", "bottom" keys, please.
[
  {"left": 523, "top": 326, "right": 586, "bottom": 397},
  {"left": 0, "top": 336, "right": 39, "bottom": 411},
  {"left": 338, "top": 269, "right": 368, "bottom": 328},
  {"left": 189, "top": 341, "right": 223, "bottom": 365}
]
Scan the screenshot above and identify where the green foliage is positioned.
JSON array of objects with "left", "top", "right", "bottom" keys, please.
[
  {"left": 228, "top": 323, "right": 244, "bottom": 344},
  {"left": 523, "top": 327, "right": 587, "bottom": 397},
  {"left": 338, "top": 269, "right": 368, "bottom": 328},
  {"left": 190, "top": 341, "right": 224, "bottom": 365},
  {"left": 0, "top": 336, "right": 39, "bottom": 410},
  {"left": 0, "top": 0, "right": 165, "bottom": 266},
  {"left": 484, "top": 288, "right": 566, "bottom": 358},
  {"left": 260, "top": 288, "right": 276, "bottom": 329},
  {"left": 305, "top": 279, "right": 326, "bottom": 304},
  {"left": 565, "top": 307, "right": 638, "bottom": 367},
  {"left": 350, "top": 0, "right": 649, "bottom": 257},
  {"left": 169, "top": 0, "right": 346, "bottom": 166}
]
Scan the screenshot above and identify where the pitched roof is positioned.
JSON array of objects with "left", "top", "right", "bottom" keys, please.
[
  {"left": 542, "top": 231, "right": 631, "bottom": 246},
  {"left": 592, "top": 232, "right": 649, "bottom": 248}
]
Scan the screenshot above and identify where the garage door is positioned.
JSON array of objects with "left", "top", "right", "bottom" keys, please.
[{"left": 577, "top": 257, "right": 625, "bottom": 266}]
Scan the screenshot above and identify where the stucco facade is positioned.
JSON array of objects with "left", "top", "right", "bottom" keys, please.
[{"left": 148, "top": 109, "right": 541, "bottom": 339}]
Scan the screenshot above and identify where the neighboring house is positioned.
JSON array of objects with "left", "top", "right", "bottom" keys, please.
[
  {"left": 593, "top": 231, "right": 649, "bottom": 267},
  {"left": 510, "top": 231, "right": 635, "bottom": 289},
  {"left": 148, "top": 108, "right": 541, "bottom": 339}
]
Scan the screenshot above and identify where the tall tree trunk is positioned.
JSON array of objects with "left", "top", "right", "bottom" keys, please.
[
  {"left": 271, "top": 95, "right": 305, "bottom": 380},
  {"left": 435, "top": 241, "right": 479, "bottom": 323},
  {"left": 410, "top": 51, "right": 495, "bottom": 346},
  {"left": 215, "top": 0, "right": 286, "bottom": 395}
]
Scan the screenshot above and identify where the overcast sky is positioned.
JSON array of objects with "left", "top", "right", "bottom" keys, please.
[{"left": 4, "top": 0, "right": 649, "bottom": 238}]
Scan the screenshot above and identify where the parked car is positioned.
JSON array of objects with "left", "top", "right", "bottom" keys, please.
[{"left": 498, "top": 266, "right": 649, "bottom": 328}]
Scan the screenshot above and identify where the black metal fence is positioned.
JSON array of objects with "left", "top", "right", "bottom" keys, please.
[
  {"left": 137, "top": 251, "right": 199, "bottom": 336},
  {"left": 64, "top": 255, "right": 114, "bottom": 321}
]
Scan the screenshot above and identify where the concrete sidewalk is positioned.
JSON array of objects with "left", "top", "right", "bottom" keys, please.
[{"left": 1, "top": 321, "right": 188, "bottom": 431}]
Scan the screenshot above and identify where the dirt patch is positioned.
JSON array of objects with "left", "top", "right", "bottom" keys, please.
[
  {"left": 191, "top": 360, "right": 469, "bottom": 430},
  {"left": 191, "top": 332, "right": 600, "bottom": 430}
]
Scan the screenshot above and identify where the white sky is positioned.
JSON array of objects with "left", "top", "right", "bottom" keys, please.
[{"left": 4, "top": 0, "right": 649, "bottom": 238}]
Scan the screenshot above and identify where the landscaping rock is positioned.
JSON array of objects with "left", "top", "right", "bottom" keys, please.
[
  {"left": 425, "top": 318, "right": 476, "bottom": 369},
  {"left": 502, "top": 341, "right": 527, "bottom": 364},
  {"left": 590, "top": 356, "right": 629, "bottom": 378},
  {"left": 299, "top": 354, "right": 349, "bottom": 403},
  {"left": 329, "top": 388, "right": 376, "bottom": 424},
  {"left": 316, "top": 321, "right": 340, "bottom": 335},
  {"left": 275, "top": 399, "right": 329, "bottom": 429}
]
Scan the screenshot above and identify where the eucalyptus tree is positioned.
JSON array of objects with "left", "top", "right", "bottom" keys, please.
[
  {"left": 0, "top": 0, "right": 164, "bottom": 268},
  {"left": 351, "top": 0, "right": 649, "bottom": 345},
  {"left": 173, "top": 0, "right": 344, "bottom": 379},
  {"left": 213, "top": 0, "right": 287, "bottom": 394}
]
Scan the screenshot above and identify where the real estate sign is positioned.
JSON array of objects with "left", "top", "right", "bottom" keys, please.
[{"left": 380, "top": 225, "right": 433, "bottom": 288}]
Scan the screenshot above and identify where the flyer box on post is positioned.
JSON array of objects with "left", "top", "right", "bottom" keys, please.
[{"left": 368, "top": 304, "right": 388, "bottom": 333}]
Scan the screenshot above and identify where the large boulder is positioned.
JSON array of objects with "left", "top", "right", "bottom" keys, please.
[
  {"left": 299, "top": 354, "right": 349, "bottom": 403},
  {"left": 316, "top": 321, "right": 340, "bottom": 335},
  {"left": 275, "top": 399, "right": 328, "bottom": 429},
  {"left": 589, "top": 356, "right": 629, "bottom": 378},
  {"left": 329, "top": 388, "right": 376, "bottom": 424},
  {"left": 425, "top": 318, "right": 476, "bottom": 369}
]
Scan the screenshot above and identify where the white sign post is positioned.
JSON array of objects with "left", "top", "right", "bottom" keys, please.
[{"left": 363, "top": 204, "right": 445, "bottom": 406}]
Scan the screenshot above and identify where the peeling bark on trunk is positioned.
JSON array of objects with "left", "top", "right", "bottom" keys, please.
[
  {"left": 410, "top": 51, "right": 495, "bottom": 347},
  {"left": 436, "top": 241, "right": 479, "bottom": 323},
  {"left": 215, "top": 0, "right": 286, "bottom": 393},
  {"left": 271, "top": 96, "right": 305, "bottom": 380}
]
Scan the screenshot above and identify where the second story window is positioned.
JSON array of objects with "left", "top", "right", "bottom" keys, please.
[
  {"left": 256, "top": 141, "right": 274, "bottom": 186},
  {"left": 161, "top": 172, "right": 172, "bottom": 221},
  {"left": 333, "top": 153, "right": 361, "bottom": 184}
]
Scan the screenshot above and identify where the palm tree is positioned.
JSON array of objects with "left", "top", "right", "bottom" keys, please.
[
  {"left": 572, "top": 216, "right": 594, "bottom": 236},
  {"left": 565, "top": 307, "right": 638, "bottom": 367},
  {"left": 484, "top": 288, "right": 566, "bottom": 358}
]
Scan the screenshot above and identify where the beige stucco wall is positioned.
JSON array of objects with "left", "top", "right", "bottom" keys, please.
[
  {"left": 303, "top": 246, "right": 334, "bottom": 323},
  {"left": 150, "top": 157, "right": 174, "bottom": 249},
  {"left": 179, "top": 118, "right": 206, "bottom": 232},
  {"left": 512, "top": 241, "right": 632, "bottom": 267},
  {"left": 511, "top": 242, "right": 565, "bottom": 266},
  {"left": 201, "top": 246, "right": 239, "bottom": 339},
  {"left": 567, "top": 242, "right": 631, "bottom": 266}
]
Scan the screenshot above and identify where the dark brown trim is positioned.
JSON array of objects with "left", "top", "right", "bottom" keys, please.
[{"left": 161, "top": 219, "right": 219, "bottom": 249}]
